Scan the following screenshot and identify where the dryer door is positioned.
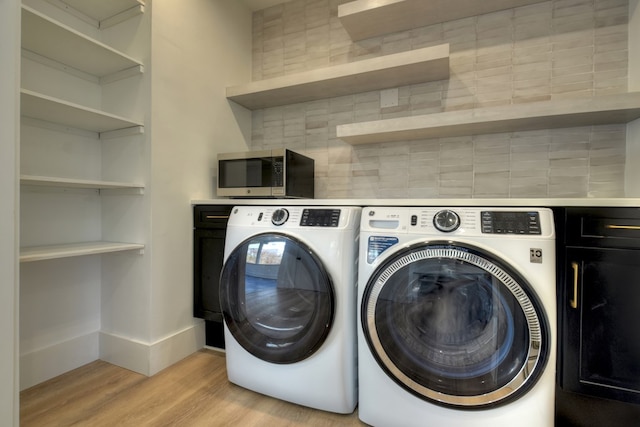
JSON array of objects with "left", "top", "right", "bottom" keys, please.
[
  {"left": 361, "top": 242, "right": 550, "bottom": 408},
  {"left": 220, "top": 232, "right": 334, "bottom": 364}
]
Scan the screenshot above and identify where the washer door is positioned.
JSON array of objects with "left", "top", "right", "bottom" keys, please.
[
  {"left": 220, "top": 233, "right": 334, "bottom": 364},
  {"left": 362, "top": 242, "right": 550, "bottom": 408}
]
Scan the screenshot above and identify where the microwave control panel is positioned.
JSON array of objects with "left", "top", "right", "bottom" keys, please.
[{"left": 272, "top": 157, "right": 284, "bottom": 187}]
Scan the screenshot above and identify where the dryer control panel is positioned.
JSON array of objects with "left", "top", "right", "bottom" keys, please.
[{"left": 227, "top": 206, "right": 361, "bottom": 231}]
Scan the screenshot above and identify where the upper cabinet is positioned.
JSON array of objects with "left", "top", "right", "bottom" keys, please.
[
  {"left": 226, "top": 44, "right": 450, "bottom": 109},
  {"left": 338, "top": 0, "right": 548, "bottom": 41}
]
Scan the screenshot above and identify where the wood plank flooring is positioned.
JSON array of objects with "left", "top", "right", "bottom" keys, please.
[{"left": 20, "top": 349, "right": 366, "bottom": 426}]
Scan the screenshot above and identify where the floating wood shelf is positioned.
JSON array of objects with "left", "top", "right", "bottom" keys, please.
[
  {"left": 20, "top": 175, "right": 144, "bottom": 191},
  {"left": 338, "top": 0, "right": 548, "bottom": 41},
  {"left": 21, "top": 89, "right": 143, "bottom": 134},
  {"left": 226, "top": 44, "right": 450, "bottom": 109},
  {"left": 337, "top": 92, "right": 640, "bottom": 144},
  {"left": 22, "top": 5, "right": 143, "bottom": 78},
  {"left": 20, "top": 241, "right": 145, "bottom": 263}
]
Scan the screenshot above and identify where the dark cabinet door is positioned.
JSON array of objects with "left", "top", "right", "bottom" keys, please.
[
  {"left": 193, "top": 228, "right": 227, "bottom": 321},
  {"left": 561, "top": 247, "right": 640, "bottom": 404},
  {"left": 193, "top": 205, "right": 232, "bottom": 349}
]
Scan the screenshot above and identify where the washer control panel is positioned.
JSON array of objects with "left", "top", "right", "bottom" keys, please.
[{"left": 362, "top": 207, "right": 553, "bottom": 238}]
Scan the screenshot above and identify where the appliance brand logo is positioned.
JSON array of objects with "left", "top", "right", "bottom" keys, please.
[{"left": 530, "top": 248, "right": 543, "bottom": 263}]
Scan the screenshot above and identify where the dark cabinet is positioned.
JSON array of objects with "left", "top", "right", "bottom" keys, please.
[
  {"left": 193, "top": 205, "right": 233, "bottom": 348},
  {"left": 556, "top": 207, "right": 640, "bottom": 426},
  {"left": 563, "top": 247, "right": 640, "bottom": 401}
]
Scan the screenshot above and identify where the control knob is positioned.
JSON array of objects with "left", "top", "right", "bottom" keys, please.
[
  {"left": 433, "top": 209, "right": 460, "bottom": 232},
  {"left": 271, "top": 208, "right": 289, "bottom": 226}
]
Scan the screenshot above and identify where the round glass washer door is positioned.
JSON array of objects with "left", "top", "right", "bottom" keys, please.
[
  {"left": 361, "top": 242, "right": 550, "bottom": 408},
  {"left": 220, "top": 232, "right": 334, "bottom": 364}
]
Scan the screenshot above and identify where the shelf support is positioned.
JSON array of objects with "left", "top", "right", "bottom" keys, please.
[
  {"left": 100, "top": 64, "right": 144, "bottom": 85},
  {"left": 100, "top": 5, "right": 145, "bottom": 29},
  {"left": 100, "top": 125, "right": 144, "bottom": 140}
]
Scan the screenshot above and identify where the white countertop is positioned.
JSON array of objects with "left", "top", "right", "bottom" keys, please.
[{"left": 192, "top": 198, "right": 640, "bottom": 207}]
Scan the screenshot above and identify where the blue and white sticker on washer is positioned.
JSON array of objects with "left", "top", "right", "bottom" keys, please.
[{"left": 367, "top": 236, "right": 399, "bottom": 264}]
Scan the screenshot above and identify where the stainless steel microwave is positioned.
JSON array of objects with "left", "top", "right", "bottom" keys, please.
[{"left": 217, "top": 149, "right": 314, "bottom": 198}]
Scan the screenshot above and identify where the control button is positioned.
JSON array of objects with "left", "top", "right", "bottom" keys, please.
[
  {"left": 433, "top": 209, "right": 461, "bottom": 233},
  {"left": 271, "top": 208, "right": 289, "bottom": 226},
  {"left": 411, "top": 215, "right": 418, "bottom": 226}
]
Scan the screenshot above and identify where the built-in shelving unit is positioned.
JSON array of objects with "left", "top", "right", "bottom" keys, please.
[
  {"left": 19, "top": 3, "right": 145, "bottom": 267},
  {"left": 336, "top": 92, "right": 640, "bottom": 144},
  {"left": 338, "top": 0, "right": 548, "bottom": 41},
  {"left": 19, "top": 0, "right": 148, "bottom": 389},
  {"left": 20, "top": 241, "right": 145, "bottom": 263},
  {"left": 226, "top": 44, "right": 450, "bottom": 109}
]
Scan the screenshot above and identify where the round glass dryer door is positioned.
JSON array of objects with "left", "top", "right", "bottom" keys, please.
[
  {"left": 220, "top": 233, "right": 334, "bottom": 364},
  {"left": 361, "top": 242, "right": 550, "bottom": 408}
]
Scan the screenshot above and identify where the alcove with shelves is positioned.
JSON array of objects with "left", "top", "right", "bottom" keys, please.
[
  {"left": 19, "top": 3, "right": 145, "bottom": 262},
  {"left": 19, "top": 0, "right": 148, "bottom": 389}
]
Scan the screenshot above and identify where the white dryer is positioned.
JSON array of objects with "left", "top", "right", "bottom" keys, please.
[
  {"left": 358, "top": 206, "right": 556, "bottom": 426},
  {"left": 220, "top": 205, "right": 361, "bottom": 414}
]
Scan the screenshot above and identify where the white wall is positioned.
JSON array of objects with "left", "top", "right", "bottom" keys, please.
[
  {"left": 627, "top": 0, "right": 640, "bottom": 197},
  {"left": 147, "top": 0, "right": 252, "bottom": 373},
  {"left": 0, "top": 0, "right": 20, "bottom": 423}
]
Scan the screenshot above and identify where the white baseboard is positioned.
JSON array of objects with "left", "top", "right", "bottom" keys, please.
[
  {"left": 148, "top": 322, "right": 206, "bottom": 376},
  {"left": 100, "top": 322, "right": 205, "bottom": 376},
  {"left": 20, "top": 331, "right": 99, "bottom": 390},
  {"left": 19, "top": 323, "right": 205, "bottom": 389},
  {"left": 99, "top": 331, "right": 150, "bottom": 375}
]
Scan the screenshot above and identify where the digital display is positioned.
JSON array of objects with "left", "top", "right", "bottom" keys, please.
[
  {"left": 481, "top": 211, "right": 541, "bottom": 235},
  {"left": 300, "top": 209, "right": 341, "bottom": 227}
]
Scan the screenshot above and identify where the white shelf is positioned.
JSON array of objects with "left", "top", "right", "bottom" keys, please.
[
  {"left": 21, "top": 89, "right": 143, "bottom": 134},
  {"left": 226, "top": 44, "right": 450, "bottom": 109},
  {"left": 337, "top": 92, "right": 640, "bottom": 144},
  {"left": 338, "top": 0, "right": 548, "bottom": 41},
  {"left": 53, "top": 0, "right": 144, "bottom": 23},
  {"left": 20, "top": 241, "right": 145, "bottom": 263},
  {"left": 20, "top": 175, "right": 144, "bottom": 191},
  {"left": 22, "top": 5, "right": 143, "bottom": 78}
]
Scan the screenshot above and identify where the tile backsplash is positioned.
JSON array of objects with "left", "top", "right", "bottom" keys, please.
[{"left": 249, "top": 0, "right": 629, "bottom": 199}]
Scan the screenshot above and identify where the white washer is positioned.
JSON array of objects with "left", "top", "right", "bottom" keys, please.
[
  {"left": 358, "top": 206, "right": 556, "bottom": 426},
  {"left": 220, "top": 206, "right": 361, "bottom": 414}
]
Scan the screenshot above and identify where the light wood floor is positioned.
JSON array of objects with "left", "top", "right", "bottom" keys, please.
[{"left": 20, "top": 349, "right": 366, "bottom": 426}]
